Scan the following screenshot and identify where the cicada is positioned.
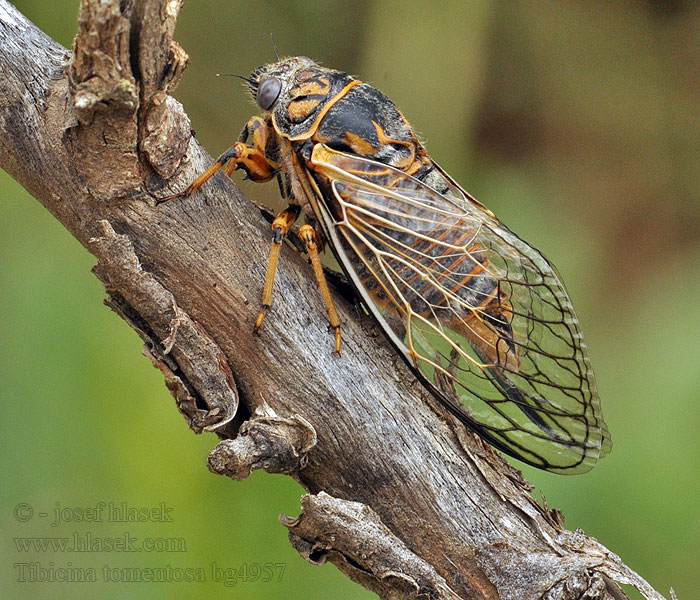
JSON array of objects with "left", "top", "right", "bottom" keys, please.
[{"left": 160, "top": 56, "right": 611, "bottom": 473}]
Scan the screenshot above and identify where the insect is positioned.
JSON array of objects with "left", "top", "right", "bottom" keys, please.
[{"left": 159, "top": 56, "right": 611, "bottom": 473}]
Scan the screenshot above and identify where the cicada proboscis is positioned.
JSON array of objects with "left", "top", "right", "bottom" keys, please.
[{"left": 159, "top": 56, "right": 611, "bottom": 473}]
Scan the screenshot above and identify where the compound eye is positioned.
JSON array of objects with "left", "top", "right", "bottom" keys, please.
[{"left": 256, "top": 78, "right": 282, "bottom": 110}]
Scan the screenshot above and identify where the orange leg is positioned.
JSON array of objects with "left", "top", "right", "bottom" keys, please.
[
  {"left": 156, "top": 116, "right": 277, "bottom": 205},
  {"left": 255, "top": 206, "right": 302, "bottom": 332},
  {"left": 158, "top": 118, "right": 341, "bottom": 354},
  {"left": 298, "top": 224, "right": 342, "bottom": 355}
]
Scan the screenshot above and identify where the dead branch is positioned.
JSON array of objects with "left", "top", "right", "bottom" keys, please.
[{"left": 0, "top": 1, "right": 668, "bottom": 598}]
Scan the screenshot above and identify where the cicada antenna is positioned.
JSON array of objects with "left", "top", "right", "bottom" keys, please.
[
  {"left": 216, "top": 73, "right": 255, "bottom": 85},
  {"left": 270, "top": 34, "right": 280, "bottom": 61}
]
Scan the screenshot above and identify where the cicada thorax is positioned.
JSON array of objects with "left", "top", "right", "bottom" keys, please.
[
  {"left": 268, "top": 64, "right": 357, "bottom": 140},
  {"left": 310, "top": 83, "right": 424, "bottom": 170}
]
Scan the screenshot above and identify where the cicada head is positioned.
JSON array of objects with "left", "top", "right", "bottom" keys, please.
[
  {"left": 247, "top": 57, "right": 356, "bottom": 140},
  {"left": 248, "top": 56, "right": 313, "bottom": 109}
]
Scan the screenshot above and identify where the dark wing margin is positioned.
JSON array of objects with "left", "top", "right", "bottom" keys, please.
[{"left": 303, "top": 144, "right": 611, "bottom": 473}]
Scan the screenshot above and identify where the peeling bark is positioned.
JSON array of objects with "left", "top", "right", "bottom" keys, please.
[
  {"left": 208, "top": 404, "right": 317, "bottom": 479},
  {"left": 282, "top": 492, "right": 471, "bottom": 599},
  {"left": 0, "top": 1, "right": 669, "bottom": 599},
  {"left": 90, "top": 219, "right": 238, "bottom": 433}
]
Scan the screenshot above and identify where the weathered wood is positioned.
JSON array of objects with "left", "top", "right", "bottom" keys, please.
[{"left": 0, "top": 1, "right": 668, "bottom": 598}]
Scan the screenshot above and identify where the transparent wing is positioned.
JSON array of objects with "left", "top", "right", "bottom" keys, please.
[{"left": 306, "top": 144, "right": 611, "bottom": 473}]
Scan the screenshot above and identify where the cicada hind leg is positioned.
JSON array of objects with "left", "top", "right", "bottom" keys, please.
[{"left": 298, "top": 224, "right": 342, "bottom": 355}]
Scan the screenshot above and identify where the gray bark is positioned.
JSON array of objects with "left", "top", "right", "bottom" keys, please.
[{"left": 0, "top": 1, "right": 669, "bottom": 598}]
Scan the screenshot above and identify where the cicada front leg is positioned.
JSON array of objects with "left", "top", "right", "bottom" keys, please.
[{"left": 156, "top": 116, "right": 278, "bottom": 205}]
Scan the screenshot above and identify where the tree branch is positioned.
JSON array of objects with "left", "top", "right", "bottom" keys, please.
[{"left": 0, "top": 1, "right": 668, "bottom": 598}]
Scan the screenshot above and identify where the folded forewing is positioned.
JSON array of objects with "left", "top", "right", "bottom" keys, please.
[{"left": 307, "top": 145, "right": 610, "bottom": 473}]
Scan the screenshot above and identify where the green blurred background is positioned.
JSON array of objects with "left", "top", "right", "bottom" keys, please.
[{"left": 1, "top": 1, "right": 698, "bottom": 598}]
